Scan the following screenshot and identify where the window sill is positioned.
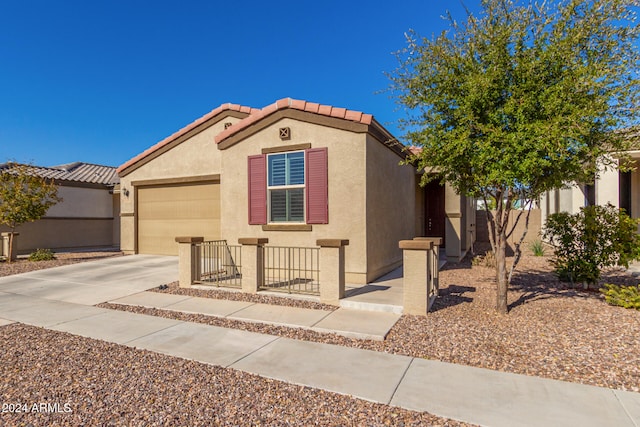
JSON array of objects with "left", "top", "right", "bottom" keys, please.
[{"left": 262, "top": 224, "right": 313, "bottom": 232}]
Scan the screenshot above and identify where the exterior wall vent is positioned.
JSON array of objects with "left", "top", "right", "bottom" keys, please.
[{"left": 279, "top": 127, "right": 291, "bottom": 140}]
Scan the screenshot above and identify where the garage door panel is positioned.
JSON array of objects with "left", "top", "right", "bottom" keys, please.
[{"left": 137, "top": 183, "right": 220, "bottom": 255}]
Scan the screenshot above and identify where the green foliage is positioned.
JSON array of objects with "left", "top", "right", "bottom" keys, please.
[
  {"left": 543, "top": 204, "right": 640, "bottom": 286},
  {"left": 529, "top": 240, "right": 546, "bottom": 256},
  {"left": 388, "top": 0, "right": 639, "bottom": 313},
  {"left": 600, "top": 283, "right": 640, "bottom": 310},
  {"left": 0, "top": 163, "right": 61, "bottom": 261},
  {"left": 28, "top": 248, "right": 56, "bottom": 262}
]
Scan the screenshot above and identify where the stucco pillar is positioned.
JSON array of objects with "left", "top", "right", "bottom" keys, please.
[
  {"left": 175, "top": 236, "right": 203, "bottom": 288},
  {"left": 1, "top": 232, "right": 19, "bottom": 261},
  {"left": 317, "top": 239, "right": 349, "bottom": 306},
  {"left": 400, "top": 238, "right": 439, "bottom": 316},
  {"left": 239, "top": 238, "right": 268, "bottom": 294}
]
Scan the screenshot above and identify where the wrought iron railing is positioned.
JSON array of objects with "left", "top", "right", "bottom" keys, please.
[
  {"left": 262, "top": 246, "right": 320, "bottom": 295},
  {"left": 193, "top": 240, "right": 242, "bottom": 288}
]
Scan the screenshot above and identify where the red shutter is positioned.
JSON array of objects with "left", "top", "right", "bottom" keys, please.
[
  {"left": 306, "top": 147, "right": 328, "bottom": 224},
  {"left": 248, "top": 154, "right": 267, "bottom": 225}
]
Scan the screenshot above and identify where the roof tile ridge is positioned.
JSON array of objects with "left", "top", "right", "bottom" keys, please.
[{"left": 215, "top": 97, "right": 374, "bottom": 144}]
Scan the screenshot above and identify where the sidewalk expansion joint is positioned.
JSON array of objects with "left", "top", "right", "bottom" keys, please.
[
  {"left": 122, "top": 320, "right": 186, "bottom": 346},
  {"left": 387, "top": 357, "right": 414, "bottom": 405},
  {"left": 47, "top": 310, "right": 110, "bottom": 328},
  {"left": 225, "top": 302, "right": 258, "bottom": 317},
  {"left": 225, "top": 336, "right": 281, "bottom": 368},
  {"left": 613, "top": 390, "right": 640, "bottom": 427},
  {"left": 309, "top": 310, "right": 335, "bottom": 327}
]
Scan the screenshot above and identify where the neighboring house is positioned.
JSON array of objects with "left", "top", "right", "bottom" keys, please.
[
  {"left": 0, "top": 162, "right": 120, "bottom": 254},
  {"left": 117, "top": 98, "right": 475, "bottom": 284},
  {"left": 540, "top": 160, "right": 627, "bottom": 229}
]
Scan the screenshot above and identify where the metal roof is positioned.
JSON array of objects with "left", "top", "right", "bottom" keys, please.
[{"left": 0, "top": 162, "right": 119, "bottom": 185}]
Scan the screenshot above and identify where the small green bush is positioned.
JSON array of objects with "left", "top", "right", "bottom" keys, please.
[
  {"left": 529, "top": 240, "right": 546, "bottom": 256},
  {"left": 601, "top": 283, "right": 640, "bottom": 310},
  {"left": 544, "top": 204, "right": 640, "bottom": 287},
  {"left": 28, "top": 248, "right": 56, "bottom": 261}
]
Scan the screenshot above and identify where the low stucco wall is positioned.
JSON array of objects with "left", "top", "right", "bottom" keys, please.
[
  {"left": 47, "top": 186, "right": 113, "bottom": 218},
  {"left": 476, "top": 209, "right": 542, "bottom": 246},
  {"left": 1, "top": 218, "right": 116, "bottom": 254}
]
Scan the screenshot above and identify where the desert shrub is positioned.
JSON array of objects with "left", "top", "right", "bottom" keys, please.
[
  {"left": 529, "top": 239, "right": 546, "bottom": 256},
  {"left": 472, "top": 250, "right": 496, "bottom": 268},
  {"left": 544, "top": 204, "right": 640, "bottom": 287},
  {"left": 28, "top": 248, "right": 55, "bottom": 261},
  {"left": 601, "top": 283, "right": 640, "bottom": 310}
]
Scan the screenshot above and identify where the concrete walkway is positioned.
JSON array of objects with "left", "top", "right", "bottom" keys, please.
[
  {"left": 0, "top": 256, "right": 639, "bottom": 426},
  {"left": 110, "top": 291, "right": 400, "bottom": 340}
]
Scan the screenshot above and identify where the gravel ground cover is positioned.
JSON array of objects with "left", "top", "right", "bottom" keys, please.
[
  {"left": 152, "top": 283, "right": 337, "bottom": 311},
  {"left": 0, "top": 323, "right": 470, "bottom": 426},
  {"left": 0, "top": 251, "right": 124, "bottom": 278},
  {"left": 120, "top": 246, "right": 640, "bottom": 392}
]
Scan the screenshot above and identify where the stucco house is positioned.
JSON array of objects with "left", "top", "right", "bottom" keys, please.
[
  {"left": 0, "top": 162, "right": 120, "bottom": 254},
  {"left": 540, "top": 144, "right": 638, "bottom": 229},
  {"left": 118, "top": 98, "right": 475, "bottom": 283}
]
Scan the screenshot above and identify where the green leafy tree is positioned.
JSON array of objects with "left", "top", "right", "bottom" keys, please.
[
  {"left": 388, "top": 0, "right": 639, "bottom": 313},
  {"left": 544, "top": 204, "right": 640, "bottom": 287},
  {"left": 0, "top": 163, "right": 61, "bottom": 262}
]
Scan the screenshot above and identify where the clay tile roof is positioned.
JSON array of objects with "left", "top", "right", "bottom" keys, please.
[
  {"left": 0, "top": 162, "right": 119, "bottom": 185},
  {"left": 214, "top": 98, "right": 374, "bottom": 144},
  {"left": 408, "top": 146, "right": 422, "bottom": 155},
  {"left": 117, "top": 103, "right": 258, "bottom": 174}
]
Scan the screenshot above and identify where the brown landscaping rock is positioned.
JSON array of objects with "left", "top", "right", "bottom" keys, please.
[{"left": 0, "top": 323, "right": 470, "bottom": 426}]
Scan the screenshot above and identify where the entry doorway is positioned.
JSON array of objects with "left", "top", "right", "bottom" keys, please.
[{"left": 424, "top": 180, "right": 446, "bottom": 244}]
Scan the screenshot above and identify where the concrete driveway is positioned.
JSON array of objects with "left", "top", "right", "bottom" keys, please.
[{"left": 0, "top": 254, "right": 178, "bottom": 306}]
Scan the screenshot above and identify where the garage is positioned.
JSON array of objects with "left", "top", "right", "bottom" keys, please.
[{"left": 136, "top": 182, "right": 220, "bottom": 255}]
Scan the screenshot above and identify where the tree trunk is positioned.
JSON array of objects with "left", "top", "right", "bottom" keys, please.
[
  {"left": 495, "top": 230, "right": 509, "bottom": 314},
  {"left": 7, "top": 228, "right": 15, "bottom": 264}
]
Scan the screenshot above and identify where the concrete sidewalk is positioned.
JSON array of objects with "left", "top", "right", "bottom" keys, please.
[{"left": 109, "top": 291, "right": 401, "bottom": 340}]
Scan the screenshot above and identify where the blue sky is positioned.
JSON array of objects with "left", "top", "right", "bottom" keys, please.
[{"left": 0, "top": 0, "right": 480, "bottom": 167}]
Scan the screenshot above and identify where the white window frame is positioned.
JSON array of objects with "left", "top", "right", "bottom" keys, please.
[{"left": 267, "top": 150, "right": 306, "bottom": 223}]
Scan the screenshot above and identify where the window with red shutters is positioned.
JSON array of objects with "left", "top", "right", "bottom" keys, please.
[
  {"left": 247, "top": 154, "right": 267, "bottom": 224},
  {"left": 305, "top": 147, "right": 328, "bottom": 224},
  {"left": 248, "top": 148, "right": 328, "bottom": 225}
]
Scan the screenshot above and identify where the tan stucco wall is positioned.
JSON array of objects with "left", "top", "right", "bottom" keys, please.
[
  {"left": 476, "top": 209, "right": 542, "bottom": 246},
  {"left": 219, "top": 117, "right": 370, "bottom": 283},
  {"left": 1, "top": 219, "right": 115, "bottom": 254},
  {"left": 632, "top": 163, "right": 640, "bottom": 219},
  {"left": 47, "top": 186, "right": 113, "bottom": 218},
  {"left": 112, "top": 192, "right": 121, "bottom": 246},
  {"left": 119, "top": 117, "right": 237, "bottom": 253},
  {"left": 365, "top": 134, "right": 416, "bottom": 282},
  {"left": 0, "top": 184, "right": 118, "bottom": 253}
]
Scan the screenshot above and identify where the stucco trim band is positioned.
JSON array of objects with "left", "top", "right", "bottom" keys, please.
[
  {"left": 262, "top": 143, "right": 312, "bottom": 154},
  {"left": 131, "top": 174, "right": 221, "bottom": 187},
  {"left": 316, "top": 239, "right": 349, "bottom": 247},
  {"left": 218, "top": 109, "right": 369, "bottom": 150},
  {"left": 262, "top": 224, "right": 312, "bottom": 231}
]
